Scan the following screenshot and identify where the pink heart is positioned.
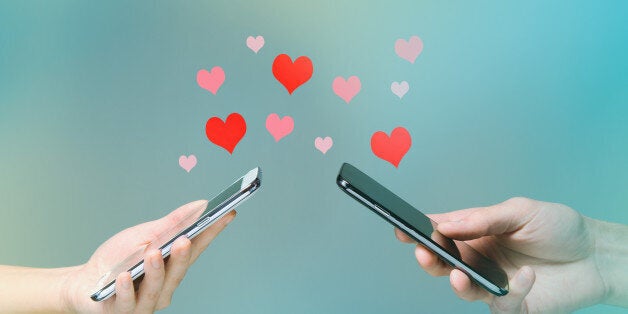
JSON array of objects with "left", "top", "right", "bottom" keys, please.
[
  {"left": 246, "top": 35, "right": 265, "bottom": 53},
  {"left": 179, "top": 155, "right": 197, "bottom": 173},
  {"left": 395, "top": 36, "right": 423, "bottom": 64},
  {"left": 314, "top": 136, "right": 333, "bottom": 154},
  {"left": 332, "top": 76, "right": 361, "bottom": 104},
  {"left": 266, "top": 113, "right": 294, "bottom": 142},
  {"left": 391, "top": 81, "right": 409, "bottom": 99},
  {"left": 197, "top": 66, "right": 225, "bottom": 95}
]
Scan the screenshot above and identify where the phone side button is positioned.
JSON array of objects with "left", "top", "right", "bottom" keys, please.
[
  {"left": 197, "top": 216, "right": 211, "bottom": 228},
  {"left": 373, "top": 204, "right": 391, "bottom": 217}
]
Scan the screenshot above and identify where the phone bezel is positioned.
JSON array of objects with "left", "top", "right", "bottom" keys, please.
[
  {"left": 90, "top": 167, "right": 262, "bottom": 302},
  {"left": 336, "top": 163, "right": 508, "bottom": 296}
]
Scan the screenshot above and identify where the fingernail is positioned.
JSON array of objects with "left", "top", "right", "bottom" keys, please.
[
  {"left": 516, "top": 266, "right": 534, "bottom": 283},
  {"left": 438, "top": 221, "right": 461, "bottom": 229},
  {"left": 121, "top": 273, "right": 131, "bottom": 289},
  {"left": 451, "top": 282, "right": 459, "bottom": 292},
  {"left": 199, "top": 200, "right": 209, "bottom": 210},
  {"left": 189, "top": 200, "right": 209, "bottom": 215},
  {"left": 151, "top": 253, "right": 162, "bottom": 269},
  {"left": 224, "top": 212, "right": 236, "bottom": 224}
]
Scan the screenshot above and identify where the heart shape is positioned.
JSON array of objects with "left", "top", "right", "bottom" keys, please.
[
  {"left": 391, "top": 81, "right": 409, "bottom": 99},
  {"left": 395, "top": 36, "right": 423, "bottom": 64},
  {"left": 205, "top": 113, "right": 247, "bottom": 154},
  {"left": 246, "top": 35, "right": 265, "bottom": 53},
  {"left": 266, "top": 113, "right": 294, "bottom": 142},
  {"left": 272, "top": 54, "right": 313, "bottom": 94},
  {"left": 179, "top": 155, "right": 197, "bottom": 173},
  {"left": 314, "top": 136, "right": 333, "bottom": 154},
  {"left": 371, "top": 127, "right": 411, "bottom": 168},
  {"left": 332, "top": 76, "right": 361, "bottom": 104},
  {"left": 197, "top": 66, "right": 225, "bottom": 95}
]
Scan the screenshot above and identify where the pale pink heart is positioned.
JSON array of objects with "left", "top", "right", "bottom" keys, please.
[
  {"left": 395, "top": 36, "right": 423, "bottom": 63},
  {"left": 246, "top": 35, "right": 265, "bottom": 53},
  {"left": 266, "top": 113, "right": 294, "bottom": 142},
  {"left": 314, "top": 136, "right": 333, "bottom": 154},
  {"left": 179, "top": 155, "right": 197, "bottom": 173},
  {"left": 391, "top": 81, "right": 409, "bottom": 99},
  {"left": 196, "top": 66, "right": 225, "bottom": 94},
  {"left": 332, "top": 76, "right": 361, "bottom": 104}
]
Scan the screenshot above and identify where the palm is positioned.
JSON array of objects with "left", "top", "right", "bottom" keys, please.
[
  {"left": 62, "top": 200, "right": 225, "bottom": 313},
  {"left": 68, "top": 221, "right": 171, "bottom": 313}
]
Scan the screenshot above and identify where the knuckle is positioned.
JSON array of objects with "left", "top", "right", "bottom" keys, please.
[
  {"left": 156, "top": 298, "right": 172, "bottom": 310},
  {"left": 144, "top": 290, "right": 161, "bottom": 302},
  {"left": 176, "top": 272, "right": 187, "bottom": 284},
  {"left": 492, "top": 297, "right": 516, "bottom": 312},
  {"left": 120, "top": 305, "right": 135, "bottom": 314},
  {"left": 504, "top": 196, "right": 533, "bottom": 208},
  {"left": 459, "top": 293, "right": 476, "bottom": 302}
]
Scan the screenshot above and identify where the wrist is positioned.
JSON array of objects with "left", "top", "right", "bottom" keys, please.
[
  {"left": 587, "top": 217, "right": 628, "bottom": 307},
  {"left": 49, "top": 266, "right": 77, "bottom": 313},
  {"left": 0, "top": 265, "right": 77, "bottom": 313}
]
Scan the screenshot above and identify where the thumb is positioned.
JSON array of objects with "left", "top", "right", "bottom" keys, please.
[
  {"left": 147, "top": 200, "right": 209, "bottom": 235},
  {"left": 436, "top": 197, "right": 538, "bottom": 240},
  {"left": 491, "top": 266, "right": 535, "bottom": 314}
]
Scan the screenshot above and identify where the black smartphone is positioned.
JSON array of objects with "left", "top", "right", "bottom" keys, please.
[
  {"left": 336, "top": 163, "right": 508, "bottom": 296},
  {"left": 91, "top": 167, "right": 262, "bottom": 302}
]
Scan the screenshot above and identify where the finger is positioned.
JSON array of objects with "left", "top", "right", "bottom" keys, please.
[
  {"left": 156, "top": 236, "right": 192, "bottom": 310},
  {"left": 490, "top": 266, "right": 535, "bottom": 314},
  {"left": 450, "top": 269, "right": 491, "bottom": 302},
  {"left": 135, "top": 250, "right": 166, "bottom": 313},
  {"left": 428, "top": 207, "right": 482, "bottom": 224},
  {"left": 143, "top": 200, "right": 210, "bottom": 240},
  {"left": 437, "top": 197, "right": 539, "bottom": 240},
  {"left": 415, "top": 245, "right": 453, "bottom": 277},
  {"left": 113, "top": 272, "right": 136, "bottom": 314},
  {"left": 189, "top": 211, "right": 236, "bottom": 264},
  {"left": 394, "top": 228, "right": 415, "bottom": 243},
  {"left": 162, "top": 200, "right": 209, "bottom": 226}
]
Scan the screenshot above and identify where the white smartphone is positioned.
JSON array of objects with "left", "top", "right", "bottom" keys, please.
[{"left": 90, "top": 167, "right": 262, "bottom": 302}]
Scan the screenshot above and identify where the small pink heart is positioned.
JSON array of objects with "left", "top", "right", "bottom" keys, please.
[
  {"left": 395, "top": 36, "right": 423, "bottom": 64},
  {"left": 179, "top": 155, "right": 197, "bottom": 173},
  {"left": 197, "top": 66, "right": 225, "bottom": 95},
  {"left": 391, "top": 81, "right": 409, "bottom": 99},
  {"left": 332, "top": 76, "right": 361, "bottom": 104},
  {"left": 246, "top": 35, "right": 265, "bottom": 53},
  {"left": 314, "top": 136, "right": 333, "bottom": 154},
  {"left": 266, "top": 113, "right": 294, "bottom": 142}
]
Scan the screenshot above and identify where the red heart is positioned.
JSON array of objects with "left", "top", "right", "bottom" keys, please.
[
  {"left": 370, "top": 127, "right": 412, "bottom": 168},
  {"left": 205, "top": 113, "right": 247, "bottom": 154},
  {"left": 272, "top": 54, "right": 313, "bottom": 94}
]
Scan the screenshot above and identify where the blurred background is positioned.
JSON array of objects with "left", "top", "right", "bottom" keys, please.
[{"left": 1, "top": 1, "right": 626, "bottom": 313}]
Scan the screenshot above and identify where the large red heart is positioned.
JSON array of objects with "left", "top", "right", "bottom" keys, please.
[
  {"left": 370, "top": 127, "right": 412, "bottom": 168},
  {"left": 205, "top": 113, "right": 247, "bottom": 154},
  {"left": 272, "top": 54, "right": 313, "bottom": 94}
]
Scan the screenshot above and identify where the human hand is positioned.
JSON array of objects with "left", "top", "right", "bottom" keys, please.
[
  {"left": 395, "top": 197, "right": 609, "bottom": 313},
  {"left": 63, "top": 200, "right": 236, "bottom": 313}
]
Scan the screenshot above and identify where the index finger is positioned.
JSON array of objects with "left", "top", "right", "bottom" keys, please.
[
  {"left": 394, "top": 208, "right": 480, "bottom": 243},
  {"left": 429, "top": 207, "right": 483, "bottom": 224}
]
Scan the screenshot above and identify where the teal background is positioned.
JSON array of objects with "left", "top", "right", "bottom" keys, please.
[{"left": 1, "top": 1, "right": 627, "bottom": 313}]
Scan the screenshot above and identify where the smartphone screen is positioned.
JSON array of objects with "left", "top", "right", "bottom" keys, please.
[
  {"left": 337, "top": 163, "right": 508, "bottom": 296},
  {"left": 90, "top": 167, "right": 262, "bottom": 301}
]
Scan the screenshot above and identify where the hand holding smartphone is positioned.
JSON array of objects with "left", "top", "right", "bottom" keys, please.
[
  {"left": 90, "top": 167, "right": 262, "bottom": 301},
  {"left": 336, "top": 163, "right": 508, "bottom": 296}
]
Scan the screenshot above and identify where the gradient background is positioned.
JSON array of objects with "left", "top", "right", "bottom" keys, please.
[{"left": 1, "top": 1, "right": 627, "bottom": 313}]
